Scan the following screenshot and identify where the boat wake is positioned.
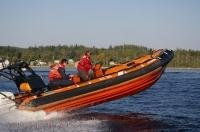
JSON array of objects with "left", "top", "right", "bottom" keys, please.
[
  {"left": 0, "top": 111, "right": 170, "bottom": 132},
  {"left": 0, "top": 99, "right": 171, "bottom": 132}
]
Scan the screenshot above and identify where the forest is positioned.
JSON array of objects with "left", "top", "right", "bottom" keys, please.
[{"left": 0, "top": 44, "right": 200, "bottom": 68}]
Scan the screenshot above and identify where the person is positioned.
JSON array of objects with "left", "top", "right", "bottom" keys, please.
[
  {"left": 93, "top": 62, "right": 104, "bottom": 78},
  {"left": 77, "top": 51, "right": 94, "bottom": 81},
  {"left": 48, "top": 59, "right": 73, "bottom": 89}
]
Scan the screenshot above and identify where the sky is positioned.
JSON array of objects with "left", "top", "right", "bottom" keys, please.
[{"left": 0, "top": 0, "right": 200, "bottom": 50}]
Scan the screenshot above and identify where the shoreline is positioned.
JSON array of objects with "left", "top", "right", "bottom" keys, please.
[
  {"left": 30, "top": 66, "right": 200, "bottom": 70},
  {"left": 167, "top": 67, "right": 200, "bottom": 70}
]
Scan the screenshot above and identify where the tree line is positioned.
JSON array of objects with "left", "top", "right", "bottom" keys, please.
[{"left": 0, "top": 44, "right": 200, "bottom": 68}]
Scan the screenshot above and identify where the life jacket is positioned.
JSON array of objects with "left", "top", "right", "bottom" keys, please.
[
  {"left": 77, "top": 55, "right": 92, "bottom": 72},
  {"left": 93, "top": 63, "right": 104, "bottom": 78},
  {"left": 48, "top": 63, "right": 62, "bottom": 81}
]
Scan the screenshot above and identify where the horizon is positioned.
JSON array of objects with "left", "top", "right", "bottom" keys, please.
[
  {"left": 0, "top": 0, "right": 200, "bottom": 50},
  {"left": 1, "top": 43, "right": 200, "bottom": 51}
]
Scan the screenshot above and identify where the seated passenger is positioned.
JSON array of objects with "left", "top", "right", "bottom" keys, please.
[
  {"left": 77, "top": 51, "right": 94, "bottom": 81},
  {"left": 93, "top": 63, "right": 104, "bottom": 78},
  {"left": 48, "top": 59, "right": 73, "bottom": 89}
]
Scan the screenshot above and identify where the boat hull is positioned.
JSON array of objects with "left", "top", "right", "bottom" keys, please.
[{"left": 44, "top": 66, "right": 164, "bottom": 112}]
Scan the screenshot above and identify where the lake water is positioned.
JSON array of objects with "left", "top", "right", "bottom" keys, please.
[{"left": 0, "top": 68, "right": 199, "bottom": 131}]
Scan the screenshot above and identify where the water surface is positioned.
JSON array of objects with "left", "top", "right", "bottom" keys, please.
[{"left": 0, "top": 68, "right": 199, "bottom": 131}]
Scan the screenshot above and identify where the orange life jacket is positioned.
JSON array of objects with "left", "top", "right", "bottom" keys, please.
[
  {"left": 93, "top": 63, "right": 104, "bottom": 78},
  {"left": 48, "top": 64, "right": 62, "bottom": 81}
]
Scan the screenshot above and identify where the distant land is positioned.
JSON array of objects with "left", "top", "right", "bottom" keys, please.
[{"left": 0, "top": 44, "right": 200, "bottom": 68}]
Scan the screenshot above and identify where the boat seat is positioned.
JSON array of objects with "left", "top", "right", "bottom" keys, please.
[{"left": 26, "top": 74, "right": 46, "bottom": 93}]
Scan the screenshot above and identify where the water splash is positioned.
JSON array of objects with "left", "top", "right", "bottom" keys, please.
[
  {"left": 0, "top": 98, "right": 62, "bottom": 123},
  {"left": 0, "top": 109, "right": 63, "bottom": 123}
]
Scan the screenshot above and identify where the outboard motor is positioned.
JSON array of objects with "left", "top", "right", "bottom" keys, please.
[{"left": 0, "top": 61, "right": 46, "bottom": 95}]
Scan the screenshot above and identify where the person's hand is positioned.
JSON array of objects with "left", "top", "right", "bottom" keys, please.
[
  {"left": 66, "top": 74, "right": 72, "bottom": 79},
  {"left": 69, "top": 74, "right": 74, "bottom": 78}
]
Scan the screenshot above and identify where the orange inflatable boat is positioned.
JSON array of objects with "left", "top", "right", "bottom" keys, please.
[{"left": 0, "top": 49, "right": 174, "bottom": 112}]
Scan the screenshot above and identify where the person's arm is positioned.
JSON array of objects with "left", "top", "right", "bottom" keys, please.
[{"left": 58, "top": 67, "right": 70, "bottom": 79}]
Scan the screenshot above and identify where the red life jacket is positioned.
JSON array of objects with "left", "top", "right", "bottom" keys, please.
[
  {"left": 48, "top": 64, "right": 62, "bottom": 81},
  {"left": 77, "top": 55, "right": 92, "bottom": 73}
]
